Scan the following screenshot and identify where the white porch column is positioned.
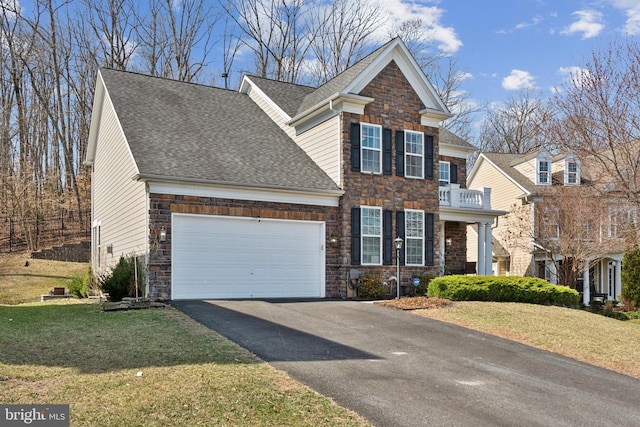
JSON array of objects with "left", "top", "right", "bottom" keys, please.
[
  {"left": 615, "top": 259, "right": 622, "bottom": 300},
  {"left": 583, "top": 260, "right": 590, "bottom": 306},
  {"left": 439, "top": 222, "right": 445, "bottom": 276},
  {"left": 477, "top": 222, "right": 486, "bottom": 275},
  {"left": 484, "top": 222, "right": 493, "bottom": 275}
]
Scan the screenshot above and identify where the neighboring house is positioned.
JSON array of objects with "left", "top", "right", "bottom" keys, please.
[
  {"left": 86, "top": 38, "right": 504, "bottom": 300},
  {"left": 468, "top": 150, "right": 630, "bottom": 304}
]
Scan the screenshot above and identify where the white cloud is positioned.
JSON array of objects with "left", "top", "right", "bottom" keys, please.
[
  {"left": 502, "top": 70, "right": 536, "bottom": 91},
  {"left": 379, "top": 0, "right": 463, "bottom": 53},
  {"left": 608, "top": 0, "right": 640, "bottom": 34},
  {"left": 561, "top": 10, "right": 605, "bottom": 39},
  {"left": 557, "top": 65, "right": 592, "bottom": 89},
  {"left": 515, "top": 15, "right": 543, "bottom": 30}
]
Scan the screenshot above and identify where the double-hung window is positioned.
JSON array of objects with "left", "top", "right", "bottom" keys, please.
[
  {"left": 361, "top": 123, "right": 382, "bottom": 173},
  {"left": 439, "top": 161, "right": 450, "bottom": 186},
  {"left": 405, "top": 210, "right": 424, "bottom": 265},
  {"left": 565, "top": 157, "right": 580, "bottom": 185},
  {"left": 539, "top": 161, "right": 550, "bottom": 184},
  {"left": 404, "top": 130, "right": 424, "bottom": 178},
  {"left": 536, "top": 153, "right": 551, "bottom": 185},
  {"left": 361, "top": 207, "right": 382, "bottom": 265}
]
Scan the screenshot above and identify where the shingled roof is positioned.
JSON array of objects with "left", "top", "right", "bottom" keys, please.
[
  {"left": 244, "top": 76, "right": 315, "bottom": 118},
  {"left": 294, "top": 39, "right": 395, "bottom": 116},
  {"left": 99, "top": 68, "right": 340, "bottom": 193},
  {"left": 481, "top": 152, "right": 538, "bottom": 194}
]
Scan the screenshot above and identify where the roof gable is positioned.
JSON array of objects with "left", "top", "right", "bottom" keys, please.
[
  {"left": 92, "top": 68, "right": 340, "bottom": 194},
  {"left": 244, "top": 38, "right": 451, "bottom": 130}
]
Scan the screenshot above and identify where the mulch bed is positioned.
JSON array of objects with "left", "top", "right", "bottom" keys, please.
[
  {"left": 377, "top": 296, "right": 454, "bottom": 310},
  {"left": 101, "top": 300, "right": 168, "bottom": 311}
]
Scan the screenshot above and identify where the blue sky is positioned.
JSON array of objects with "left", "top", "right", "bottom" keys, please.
[{"left": 390, "top": 0, "right": 640, "bottom": 111}]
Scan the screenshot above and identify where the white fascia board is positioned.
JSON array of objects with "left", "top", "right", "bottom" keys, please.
[
  {"left": 85, "top": 72, "right": 106, "bottom": 165},
  {"left": 439, "top": 206, "right": 507, "bottom": 223},
  {"left": 345, "top": 39, "right": 451, "bottom": 117},
  {"left": 421, "top": 108, "right": 454, "bottom": 128},
  {"left": 439, "top": 143, "right": 477, "bottom": 158},
  {"left": 287, "top": 93, "right": 374, "bottom": 132},
  {"left": 240, "top": 76, "right": 292, "bottom": 121},
  {"left": 146, "top": 180, "right": 342, "bottom": 207}
]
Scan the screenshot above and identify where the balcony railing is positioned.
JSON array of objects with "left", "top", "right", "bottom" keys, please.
[{"left": 439, "top": 184, "right": 492, "bottom": 210}]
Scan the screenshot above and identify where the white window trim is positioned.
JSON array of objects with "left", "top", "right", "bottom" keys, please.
[
  {"left": 536, "top": 154, "right": 552, "bottom": 186},
  {"left": 360, "top": 123, "right": 382, "bottom": 174},
  {"left": 361, "top": 206, "right": 382, "bottom": 265},
  {"left": 405, "top": 209, "right": 425, "bottom": 266},
  {"left": 564, "top": 157, "right": 580, "bottom": 186},
  {"left": 404, "top": 130, "right": 424, "bottom": 179},
  {"left": 439, "top": 161, "right": 450, "bottom": 187}
]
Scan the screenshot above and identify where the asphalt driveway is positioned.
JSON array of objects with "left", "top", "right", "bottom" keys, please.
[{"left": 173, "top": 299, "right": 640, "bottom": 427}]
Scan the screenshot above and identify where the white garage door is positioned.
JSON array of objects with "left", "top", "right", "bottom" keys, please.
[{"left": 172, "top": 214, "right": 326, "bottom": 299}]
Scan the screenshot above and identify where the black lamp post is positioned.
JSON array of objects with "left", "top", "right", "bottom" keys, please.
[{"left": 394, "top": 237, "right": 403, "bottom": 299}]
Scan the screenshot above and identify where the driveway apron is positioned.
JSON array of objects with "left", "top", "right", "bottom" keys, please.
[{"left": 172, "top": 300, "right": 640, "bottom": 427}]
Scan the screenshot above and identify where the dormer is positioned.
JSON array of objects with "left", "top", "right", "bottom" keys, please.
[
  {"left": 564, "top": 154, "right": 580, "bottom": 185},
  {"left": 535, "top": 151, "right": 552, "bottom": 186}
]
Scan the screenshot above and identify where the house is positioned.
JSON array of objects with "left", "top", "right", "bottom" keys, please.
[
  {"left": 85, "top": 38, "right": 504, "bottom": 300},
  {"left": 468, "top": 150, "right": 631, "bottom": 304}
]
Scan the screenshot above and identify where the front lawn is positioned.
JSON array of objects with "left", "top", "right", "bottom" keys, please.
[
  {"left": 393, "top": 299, "right": 640, "bottom": 379},
  {"left": 0, "top": 301, "right": 369, "bottom": 426}
]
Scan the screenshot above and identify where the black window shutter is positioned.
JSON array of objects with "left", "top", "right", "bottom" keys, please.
[
  {"left": 383, "top": 129, "right": 392, "bottom": 175},
  {"left": 351, "top": 208, "right": 361, "bottom": 265},
  {"left": 395, "top": 130, "right": 404, "bottom": 177},
  {"left": 451, "top": 163, "right": 458, "bottom": 184},
  {"left": 351, "top": 123, "right": 361, "bottom": 172},
  {"left": 425, "top": 213, "right": 434, "bottom": 266},
  {"left": 425, "top": 135, "right": 434, "bottom": 179},
  {"left": 383, "top": 210, "right": 393, "bottom": 265},
  {"left": 396, "top": 211, "right": 405, "bottom": 266}
]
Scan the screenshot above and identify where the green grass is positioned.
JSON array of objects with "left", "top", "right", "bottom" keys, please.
[
  {"left": 0, "top": 253, "right": 89, "bottom": 304},
  {"left": 415, "top": 301, "right": 640, "bottom": 379},
  {"left": 0, "top": 255, "right": 369, "bottom": 426},
  {"left": 0, "top": 301, "right": 369, "bottom": 426}
]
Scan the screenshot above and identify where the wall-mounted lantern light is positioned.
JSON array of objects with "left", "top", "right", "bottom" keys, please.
[
  {"left": 160, "top": 226, "right": 167, "bottom": 242},
  {"left": 329, "top": 233, "right": 338, "bottom": 247},
  {"left": 394, "top": 237, "right": 403, "bottom": 299},
  {"left": 446, "top": 237, "right": 452, "bottom": 246}
]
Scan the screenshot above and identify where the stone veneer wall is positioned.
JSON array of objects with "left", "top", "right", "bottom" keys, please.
[
  {"left": 338, "top": 60, "right": 442, "bottom": 296},
  {"left": 147, "top": 193, "right": 341, "bottom": 299},
  {"left": 444, "top": 222, "right": 467, "bottom": 273}
]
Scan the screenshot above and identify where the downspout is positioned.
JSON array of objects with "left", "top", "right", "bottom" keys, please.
[{"left": 144, "top": 183, "right": 150, "bottom": 299}]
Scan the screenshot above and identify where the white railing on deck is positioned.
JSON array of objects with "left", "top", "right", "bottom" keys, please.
[{"left": 439, "top": 184, "right": 492, "bottom": 210}]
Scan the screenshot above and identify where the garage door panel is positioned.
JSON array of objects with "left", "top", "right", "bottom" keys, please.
[{"left": 172, "top": 214, "right": 325, "bottom": 299}]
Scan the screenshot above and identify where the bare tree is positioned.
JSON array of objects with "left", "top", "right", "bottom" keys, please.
[
  {"left": 308, "top": 0, "right": 385, "bottom": 84},
  {"left": 390, "top": 19, "right": 478, "bottom": 141},
  {"left": 479, "top": 89, "right": 553, "bottom": 155},
  {"left": 221, "top": 0, "right": 316, "bottom": 83},
  {"left": 80, "top": 0, "right": 138, "bottom": 70},
  {"left": 550, "top": 38, "right": 640, "bottom": 209},
  {"left": 136, "top": 0, "right": 219, "bottom": 82}
]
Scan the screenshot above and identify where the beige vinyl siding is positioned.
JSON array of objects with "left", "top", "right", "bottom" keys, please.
[
  {"left": 512, "top": 159, "right": 536, "bottom": 184},
  {"left": 247, "top": 84, "right": 341, "bottom": 186},
  {"left": 468, "top": 158, "right": 534, "bottom": 277},
  {"left": 293, "top": 116, "right": 341, "bottom": 185},
  {"left": 247, "top": 87, "right": 297, "bottom": 139},
  {"left": 468, "top": 159, "right": 524, "bottom": 212},
  {"left": 92, "top": 90, "right": 147, "bottom": 272}
]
